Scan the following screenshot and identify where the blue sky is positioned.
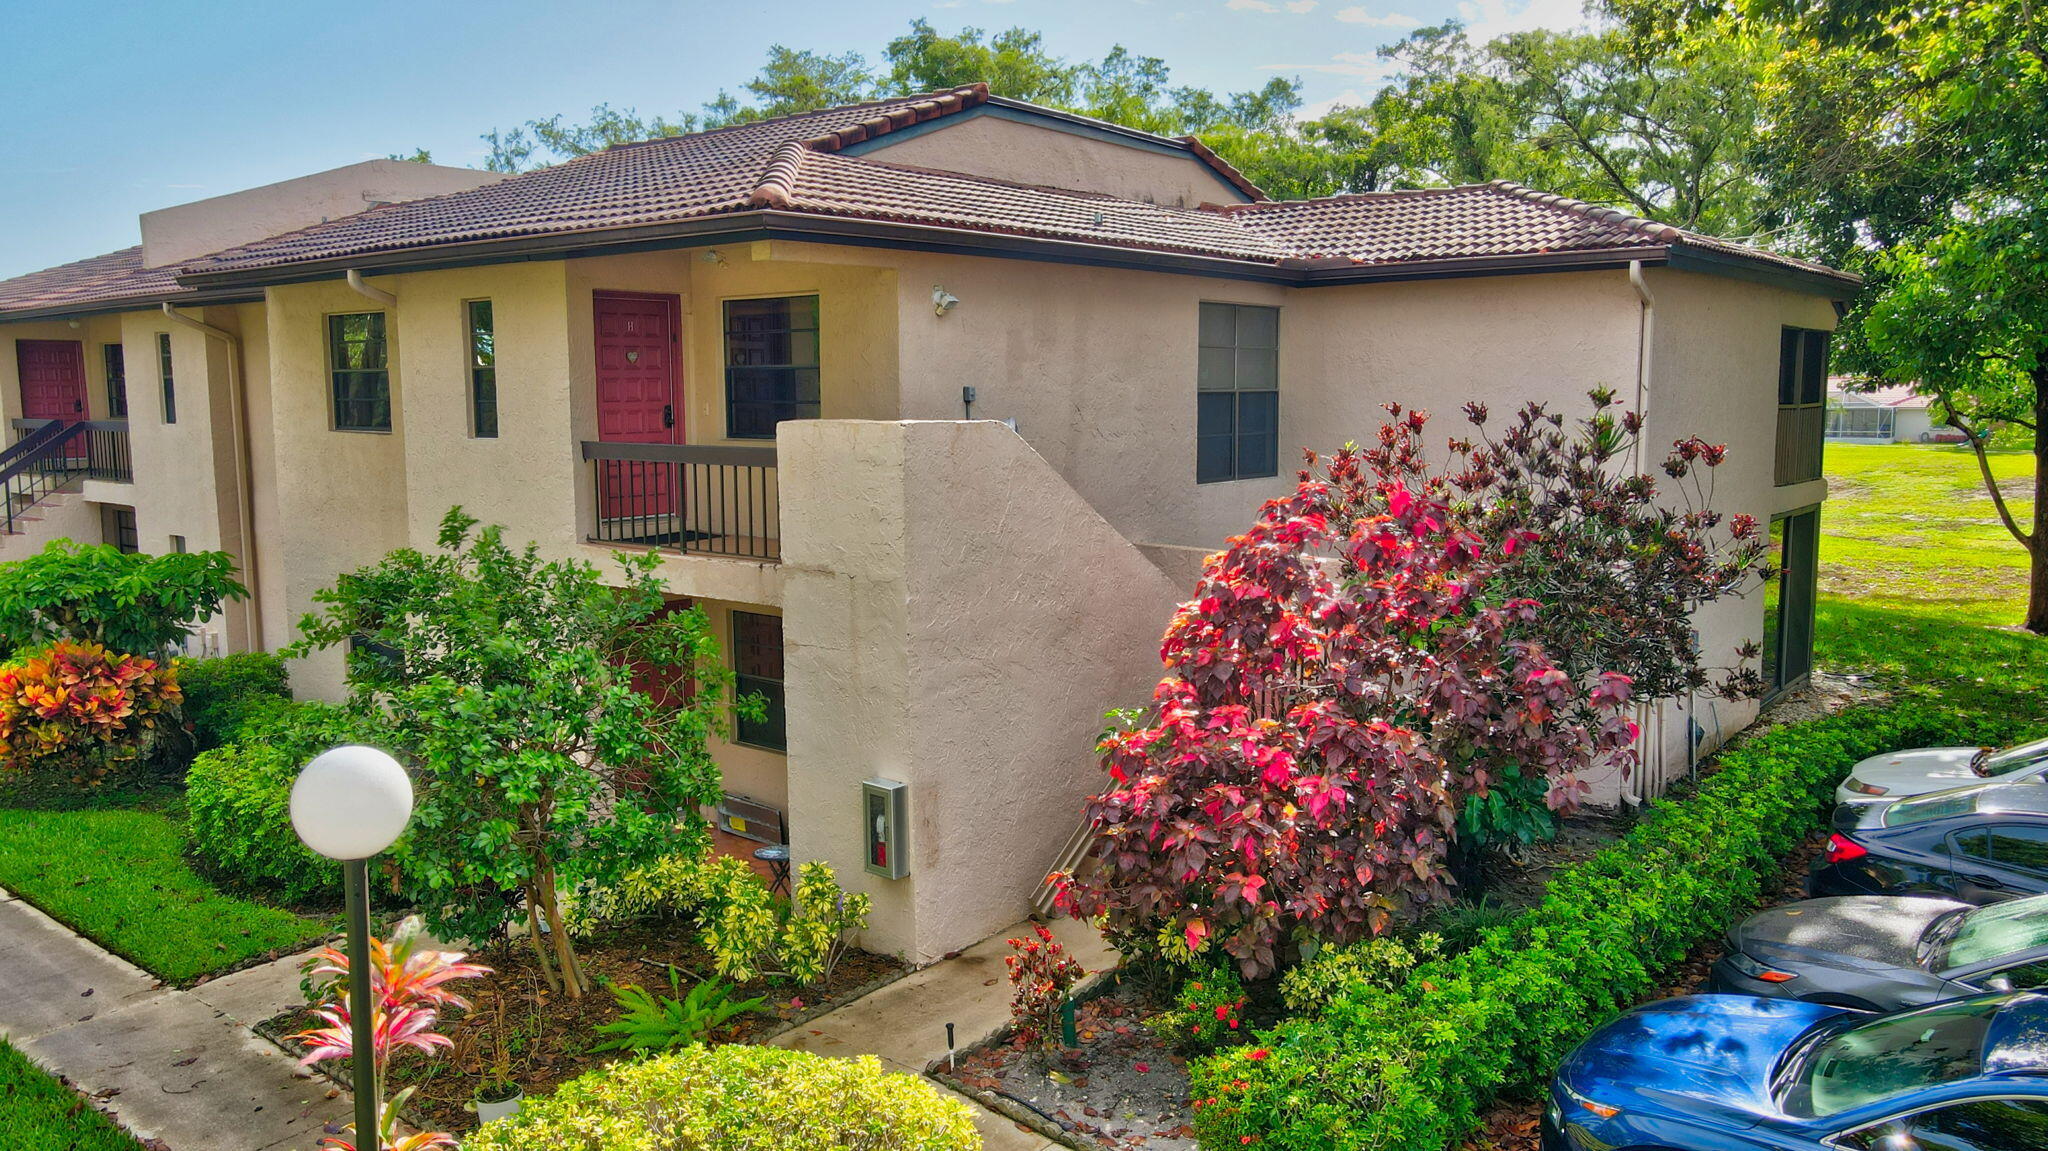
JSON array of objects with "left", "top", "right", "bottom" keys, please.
[{"left": 0, "top": 0, "right": 1591, "bottom": 279}]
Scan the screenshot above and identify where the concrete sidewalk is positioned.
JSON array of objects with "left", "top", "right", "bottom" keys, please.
[
  {"left": 773, "top": 916, "right": 1117, "bottom": 1151},
  {"left": 0, "top": 886, "right": 350, "bottom": 1151}
]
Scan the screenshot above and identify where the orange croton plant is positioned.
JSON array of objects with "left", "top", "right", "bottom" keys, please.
[{"left": 0, "top": 639, "right": 180, "bottom": 787}]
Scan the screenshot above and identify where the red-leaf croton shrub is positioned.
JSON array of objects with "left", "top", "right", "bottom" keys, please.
[
  {"left": 0, "top": 639, "right": 181, "bottom": 791},
  {"left": 1005, "top": 924, "right": 1086, "bottom": 1051},
  {"left": 1056, "top": 395, "right": 1767, "bottom": 977}
]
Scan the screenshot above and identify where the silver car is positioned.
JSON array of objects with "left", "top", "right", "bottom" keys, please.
[
  {"left": 1709, "top": 891, "right": 2048, "bottom": 1010},
  {"left": 1835, "top": 735, "right": 2048, "bottom": 809}
]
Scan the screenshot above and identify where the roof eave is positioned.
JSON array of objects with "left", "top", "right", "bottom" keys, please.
[
  {"left": 1664, "top": 241, "right": 1862, "bottom": 300},
  {"left": 0, "top": 287, "right": 265, "bottom": 325}
]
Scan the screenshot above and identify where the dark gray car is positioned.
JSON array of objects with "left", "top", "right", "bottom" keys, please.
[{"left": 1708, "top": 891, "right": 2048, "bottom": 1010}]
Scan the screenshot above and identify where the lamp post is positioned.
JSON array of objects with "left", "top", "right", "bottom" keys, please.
[{"left": 289, "top": 745, "right": 414, "bottom": 1151}]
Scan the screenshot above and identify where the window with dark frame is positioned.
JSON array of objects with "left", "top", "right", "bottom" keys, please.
[
  {"left": 328, "top": 312, "right": 392, "bottom": 431},
  {"left": 156, "top": 333, "right": 176, "bottom": 424},
  {"left": 1196, "top": 302, "right": 1279, "bottom": 483},
  {"left": 169, "top": 535, "right": 187, "bottom": 554},
  {"left": 731, "top": 610, "right": 786, "bottom": 752},
  {"left": 724, "top": 296, "right": 820, "bottom": 439},
  {"left": 1776, "top": 327, "right": 1829, "bottom": 484},
  {"left": 102, "top": 506, "right": 138, "bottom": 555},
  {"left": 467, "top": 300, "right": 498, "bottom": 438},
  {"left": 103, "top": 344, "right": 127, "bottom": 419}
]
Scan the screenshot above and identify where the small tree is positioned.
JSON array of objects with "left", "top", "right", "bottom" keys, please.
[
  {"left": 291, "top": 509, "right": 742, "bottom": 997},
  {"left": 0, "top": 540, "right": 246, "bottom": 659},
  {"left": 1058, "top": 398, "right": 1764, "bottom": 976}
]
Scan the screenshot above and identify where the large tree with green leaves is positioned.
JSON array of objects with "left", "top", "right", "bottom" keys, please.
[
  {"left": 290, "top": 509, "right": 743, "bottom": 997},
  {"left": 1620, "top": 0, "right": 2048, "bottom": 627}
]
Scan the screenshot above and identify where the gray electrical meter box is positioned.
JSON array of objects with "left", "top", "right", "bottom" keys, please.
[{"left": 862, "top": 778, "right": 909, "bottom": 880}]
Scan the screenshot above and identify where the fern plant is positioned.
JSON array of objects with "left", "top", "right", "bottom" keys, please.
[{"left": 592, "top": 969, "right": 765, "bottom": 1053}]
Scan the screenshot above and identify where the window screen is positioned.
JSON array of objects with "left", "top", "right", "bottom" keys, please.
[
  {"left": 329, "top": 312, "right": 391, "bottom": 431},
  {"left": 156, "top": 333, "right": 176, "bottom": 424},
  {"left": 104, "top": 344, "right": 127, "bottom": 419},
  {"left": 1763, "top": 507, "right": 1820, "bottom": 694},
  {"left": 1197, "top": 302, "right": 1279, "bottom": 483},
  {"left": 467, "top": 300, "right": 497, "bottom": 438},
  {"left": 725, "top": 296, "right": 820, "bottom": 439},
  {"left": 732, "top": 611, "right": 787, "bottom": 751},
  {"left": 1777, "top": 327, "right": 1829, "bottom": 483}
]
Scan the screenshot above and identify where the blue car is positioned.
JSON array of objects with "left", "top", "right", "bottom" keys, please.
[{"left": 1544, "top": 992, "right": 2048, "bottom": 1150}]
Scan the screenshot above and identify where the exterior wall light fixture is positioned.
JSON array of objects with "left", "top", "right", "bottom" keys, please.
[{"left": 932, "top": 285, "right": 960, "bottom": 316}]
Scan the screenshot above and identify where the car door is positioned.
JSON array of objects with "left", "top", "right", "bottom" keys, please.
[
  {"left": 1831, "top": 1096, "right": 2048, "bottom": 1150},
  {"left": 1947, "top": 825, "right": 2048, "bottom": 903},
  {"left": 1943, "top": 954, "right": 2048, "bottom": 997}
]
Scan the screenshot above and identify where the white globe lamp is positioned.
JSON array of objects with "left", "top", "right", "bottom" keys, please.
[{"left": 289, "top": 745, "right": 414, "bottom": 861}]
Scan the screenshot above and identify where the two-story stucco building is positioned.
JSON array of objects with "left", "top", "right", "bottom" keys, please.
[{"left": 0, "top": 85, "right": 1852, "bottom": 964}]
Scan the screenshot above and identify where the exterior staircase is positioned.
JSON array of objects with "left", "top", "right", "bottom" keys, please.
[{"left": 0, "top": 420, "right": 122, "bottom": 554}]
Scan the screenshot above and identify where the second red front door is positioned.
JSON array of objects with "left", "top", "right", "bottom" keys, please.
[{"left": 594, "top": 293, "right": 681, "bottom": 527}]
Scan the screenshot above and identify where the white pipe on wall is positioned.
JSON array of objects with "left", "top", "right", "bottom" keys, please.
[
  {"left": 1628, "top": 260, "right": 1656, "bottom": 472},
  {"left": 160, "top": 302, "right": 262, "bottom": 649},
  {"left": 345, "top": 268, "right": 397, "bottom": 307}
]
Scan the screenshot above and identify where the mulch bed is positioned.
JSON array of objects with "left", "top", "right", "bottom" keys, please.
[
  {"left": 1458, "top": 829, "right": 1829, "bottom": 1151},
  {"left": 257, "top": 917, "right": 905, "bottom": 1134},
  {"left": 943, "top": 987, "right": 1198, "bottom": 1151}
]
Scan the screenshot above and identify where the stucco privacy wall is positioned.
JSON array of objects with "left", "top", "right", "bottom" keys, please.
[
  {"left": 779, "top": 418, "right": 1180, "bottom": 963},
  {"left": 857, "top": 111, "right": 1256, "bottom": 208}
]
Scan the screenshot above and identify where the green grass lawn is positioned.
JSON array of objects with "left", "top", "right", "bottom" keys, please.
[
  {"left": 0, "top": 804, "right": 331, "bottom": 984},
  {"left": 0, "top": 1039, "right": 142, "bottom": 1151},
  {"left": 1819, "top": 442, "right": 2034, "bottom": 627},
  {"left": 1815, "top": 441, "right": 2048, "bottom": 714}
]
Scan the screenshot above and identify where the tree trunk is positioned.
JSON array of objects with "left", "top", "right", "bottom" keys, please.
[
  {"left": 532, "top": 863, "right": 586, "bottom": 998},
  {"left": 2029, "top": 372, "right": 2048, "bottom": 634},
  {"left": 523, "top": 888, "right": 560, "bottom": 993}
]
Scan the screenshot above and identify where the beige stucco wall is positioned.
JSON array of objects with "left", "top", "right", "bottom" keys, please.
[
  {"left": 780, "top": 418, "right": 1181, "bottom": 963},
  {"left": 140, "top": 160, "right": 504, "bottom": 269},
  {"left": 860, "top": 113, "right": 1256, "bottom": 208},
  {"left": 260, "top": 279, "right": 411, "bottom": 698}
]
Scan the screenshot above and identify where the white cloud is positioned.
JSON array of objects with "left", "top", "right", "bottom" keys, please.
[
  {"left": 1262, "top": 50, "right": 1405, "bottom": 86},
  {"left": 1286, "top": 0, "right": 1319, "bottom": 11},
  {"left": 1298, "top": 89, "right": 1368, "bottom": 117},
  {"left": 1456, "top": 0, "right": 1593, "bottom": 41},
  {"left": 1334, "top": 6, "right": 1420, "bottom": 25},
  {"left": 1228, "top": 0, "right": 1319, "bottom": 11}
]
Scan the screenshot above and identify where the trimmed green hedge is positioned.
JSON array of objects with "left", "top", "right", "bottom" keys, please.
[
  {"left": 1188, "top": 706, "right": 2022, "bottom": 1150},
  {"left": 176, "top": 652, "right": 291, "bottom": 751},
  {"left": 465, "top": 1044, "right": 981, "bottom": 1150},
  {"left": 185, "top": 700, "right": 366, "bottom": 902}
]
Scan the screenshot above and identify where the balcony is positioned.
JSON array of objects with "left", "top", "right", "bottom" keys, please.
[
  {"left": 9, "top": 419, "right": 133, "bottom": 484},
  {"left": 582, "top": 441, "right": 779, "bottom": 562}
]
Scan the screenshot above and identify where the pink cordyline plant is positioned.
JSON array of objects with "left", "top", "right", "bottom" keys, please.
[{"left": 290, "top": 916, "right": 489, "bottom": 1151}]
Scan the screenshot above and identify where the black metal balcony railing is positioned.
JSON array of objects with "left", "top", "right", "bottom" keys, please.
[
  {"left": 582, "top": 441, "right": 779, "bottom": 562},
  {"left": 9, "top": 419, "right": 132, "bottom": 484}
]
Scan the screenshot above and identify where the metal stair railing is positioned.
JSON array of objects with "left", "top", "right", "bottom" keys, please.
[{"left": 2, "top": 421, "right": 92, "bottom": 535}]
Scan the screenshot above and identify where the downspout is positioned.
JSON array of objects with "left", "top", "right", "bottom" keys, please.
[
  {"left": 346, "top": 269, "right": 397, "bottom": 307},
  {"left": 1627, "top": 260, "right": 1658, "bottom": 802},
  {"left": 161, "top": 302, "right": 263, "bottom": 649}
]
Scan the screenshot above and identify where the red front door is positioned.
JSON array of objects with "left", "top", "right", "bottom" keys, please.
[
  {"left": 16, "top": 340, "right": 87, "bottom": 425},
  {"left": 594, "top": 293, "right": 681, "bottom": 527}
]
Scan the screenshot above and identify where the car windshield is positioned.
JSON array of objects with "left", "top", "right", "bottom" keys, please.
[
  {"left": 1884, "top": 789, "right": 1983, "bottom": 828},
  {"left": 1980, "top": 737, "right": 2048, "bottom": 777},
  {"left": 1944, "top": 895, "right": 2048, "bottom": 968},
  {"left": 1780, "top": 998, "right": 1999, "bottom": 1117}
]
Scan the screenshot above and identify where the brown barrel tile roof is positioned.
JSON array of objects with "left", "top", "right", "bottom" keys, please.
[
  {"left": 0, "top": 246, "right": 190, "bottom": 317},
  {"left": 1, "top": 89, "right": 1852, "bottom": 316}
]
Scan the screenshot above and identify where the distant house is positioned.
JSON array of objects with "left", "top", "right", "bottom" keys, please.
[
  {"left": 1826, "top": 379, "right": 1943, "bottom": 443},
  {"left": 0, "top": 86, "right": 1859, "bottom": 963}
]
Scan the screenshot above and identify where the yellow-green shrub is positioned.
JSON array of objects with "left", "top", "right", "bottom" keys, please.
[{"left": 466, "top": 1044, "right": 980, "bottom": 1151}]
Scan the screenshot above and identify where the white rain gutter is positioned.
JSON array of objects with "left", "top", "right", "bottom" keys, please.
[
  {"left": 345, "top": 268, "right": 397, "bottom": 307},
  {"left": 160, "top": 302, "right": 263, "bottom": 648}
]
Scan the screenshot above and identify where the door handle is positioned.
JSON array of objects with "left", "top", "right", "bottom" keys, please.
[
  {"left": 662, "top": 404, "right": 675, "bottom": 429},
  {"left": 73, "top": 400, "right": 83, "bottom": 413}
]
